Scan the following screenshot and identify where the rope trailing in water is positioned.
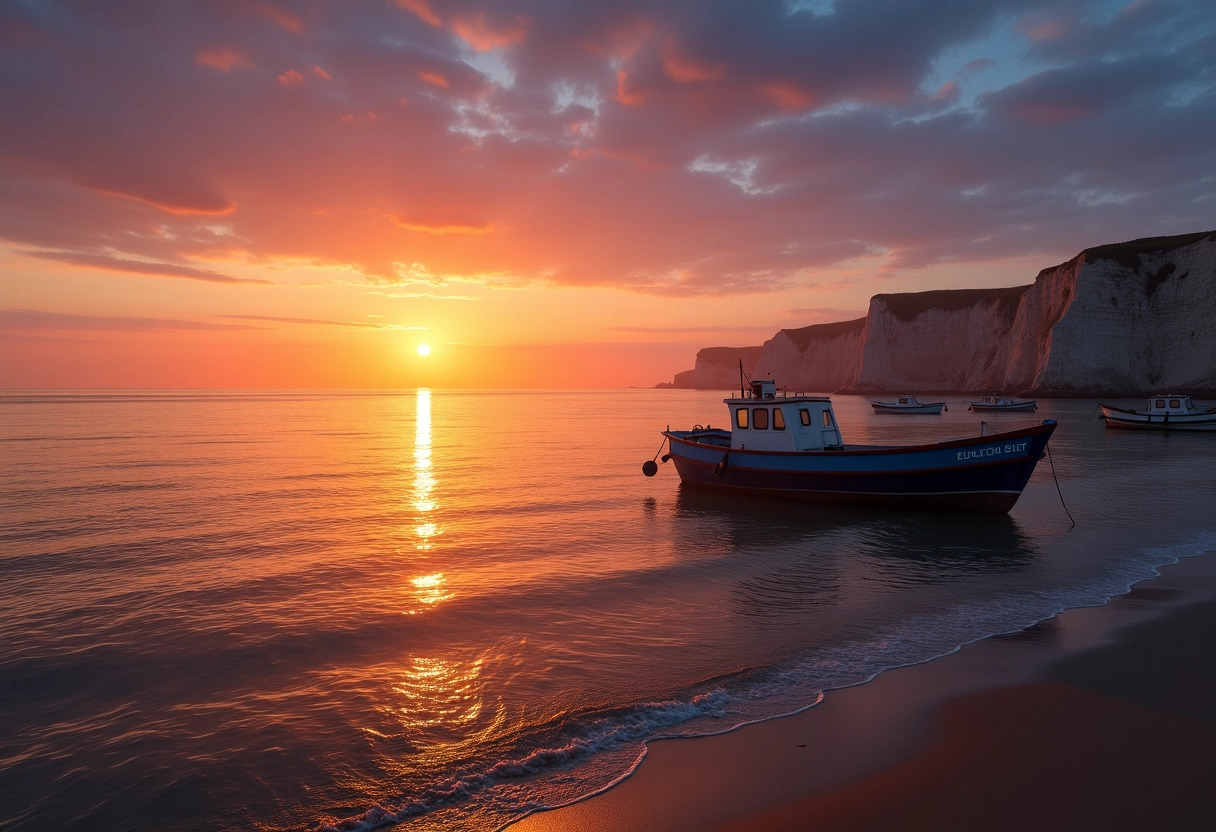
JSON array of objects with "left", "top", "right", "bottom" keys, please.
[{"left": 1045, "top": 444, "right": 1075, "bottom": 527}]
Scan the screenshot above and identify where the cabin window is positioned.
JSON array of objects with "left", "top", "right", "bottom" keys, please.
[
  {"left": 773, "top": 409, "right": 786, "bottom": 430},
  {"left": 1170, "top": 399, "right": 1180, "bottom": 409},
  {"left": 799, "top": 408, "right": 811, "bottom": 426},
  {"left": 822, "top": 410, "right": 834, "bottom": 428},
  {"left": 752, "top": 408, "right": 769, "bottom": 430},
  {"left": 1155, "top": 399, "right": 1165, "bottom": 409},
  {"left": 735, "top": 408, "right": 748, "bottom": 429}
]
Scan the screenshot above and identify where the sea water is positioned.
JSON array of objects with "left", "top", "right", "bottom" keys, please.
[{"left": 2, "top": 389, "right": 1215, "bottom": 831}]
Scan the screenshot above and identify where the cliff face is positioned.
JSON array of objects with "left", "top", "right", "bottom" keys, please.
[
  {"left": 753, "top": 318, "right": 866, "bottom": 393},
  {"left": 682, "top": 346, "right": 763, "bottom": 389},
  {"left": 666, "top": 231, "right": 1216, "bottom": 395},
  {"left": 1015, "top": 233, "right": 1216, "bottom": 394},
  {"left": 852, "top": 287, "right": 1029, "bottom": 392}
]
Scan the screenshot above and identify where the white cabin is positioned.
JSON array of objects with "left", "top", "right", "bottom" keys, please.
[
  {"left": 726, "top": 379, "right": 843, "bottom": 451},
  {"left": 1144, "top": 395, "right": 1199, "bottom": 415}
]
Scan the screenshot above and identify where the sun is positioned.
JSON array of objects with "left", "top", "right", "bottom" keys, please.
[{"left": 417, "top": 343, "right": 431, "bottom": 357}]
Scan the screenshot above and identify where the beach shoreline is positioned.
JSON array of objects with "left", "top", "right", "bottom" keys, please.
[{"left": 507, "top": 552, "right": 1216, "bottom": 832}]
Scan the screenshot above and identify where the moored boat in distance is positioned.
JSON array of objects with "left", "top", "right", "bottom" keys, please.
[
  {"left": 646, "top": 378, "right": 1056, "bottom": 513},
  {"left": 969, "top": 394, "right": 1037, "bottom": 412},
  {"left": 871, "top": 395, "right": 947, "bottom": 415},
  {"left": 1099, "top": 395, "right": 1216, "bottom": 431}
]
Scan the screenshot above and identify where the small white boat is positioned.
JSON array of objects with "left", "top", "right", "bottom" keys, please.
[
  {"left": 1099, "top": 395, "right": 1216, "bottom": 431},
  {"left": 871, "top": 395, "right": 946, "bottom": 415},
  {"left": 969, "top": 394, "right": 1037, "bottom": 412}
]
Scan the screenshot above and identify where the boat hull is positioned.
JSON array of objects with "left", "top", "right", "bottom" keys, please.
[
  {"left": 871, "top": 402, "right": 945, "bottom": 415},
  {"left": 969, "top": 401, "right": 1037, "bottom": 412},
  {"left": 663, "top": 421, "right": 1056, "bottom": 513},
  {"left": 1099, "top": 406, "right": 1216, "bottom": 431}
]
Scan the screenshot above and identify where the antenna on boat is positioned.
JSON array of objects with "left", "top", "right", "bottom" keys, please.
[{"left": 738, "top": 360, "right": 752, "bottom": 398}]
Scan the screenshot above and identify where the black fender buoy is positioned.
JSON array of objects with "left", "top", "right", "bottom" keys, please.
[
  {"left": 642, "top": 460, "right": 658, "bottom": 477},
  {"left": 661, "top": 454, "right": 671, "bottom": 462},
  {"left": 944, "top": 404, "right": 948, "bottom": 412},
  {"left": 714, "top": 451, "right": 730, "bottom": 478}
]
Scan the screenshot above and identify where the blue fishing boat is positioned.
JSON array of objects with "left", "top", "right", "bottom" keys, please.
[{"left": 645, "top": 379, "right": 1056, "bottom": 513}]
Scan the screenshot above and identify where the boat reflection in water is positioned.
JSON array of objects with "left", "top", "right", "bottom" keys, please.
[{"left": 668, "top": 486, "right": 1039, "bottom": 623}]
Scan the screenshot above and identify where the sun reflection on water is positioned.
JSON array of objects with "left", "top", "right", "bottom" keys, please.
[
  {"left": 413, "top": 389, "right": 440, "bottom": 543},
  {"left": 392, "top": 655, "right": 486, "bottom": 730},
  {"left": 405, "top": 389, "right": 452, "bottom": 612},
  {"left": 409, "top": 571, "right": 452, "bottom": 609},
  {"left": 377, "top": 652, "right": 508, "bottom": 765}
]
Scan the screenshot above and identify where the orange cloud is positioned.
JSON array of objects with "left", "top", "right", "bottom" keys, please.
[
  {"left": 451, "top": 13, "right": 528, "bottom": 51},
  {"left": 277, "top": 68, "right": 304, "bottom": 87},
  {"left": 1007, "top": 101, "right": 1095, "bottom": 125},
  {"left": 419, "top": 70, "right": 449, "bottom": 88},
  {"left": 89, "top": 187, "right": 237, "bottom": 216},
  {"left": 259, "top": 4, "right": 304, "bottom": 33},
  {"left": 387, "top": 216, "right": 494, "bottom": 236},
  {"left": 933, "top": 80, "right": 960, "bottom": 101},
  {"left": 762, "top": 81, "right": 814, "bottom": 110},
  {"left": 396, "top": 0, "right": 441, "bottom": 28},
  {"left": 195, "top": 47, "right": 250, "bottom": 71},
  {"left": 1018, "top": 15, "right": 1072, "bottom": 42},
  {"left": 312, "top": 65, "right": 332, "bottom": 80},
  {"left": 615, "top": 71, "right": 649, "bottom": 105},
  {"left": 662, "top": 47, "right": 726, "bottom": 83}
]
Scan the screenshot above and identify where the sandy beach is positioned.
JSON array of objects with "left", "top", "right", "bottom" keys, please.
[{"left": 508, "top": 552, "right": 1216, "bottom": 832}]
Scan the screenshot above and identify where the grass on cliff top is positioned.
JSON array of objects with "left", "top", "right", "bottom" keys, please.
[
  {"left": 872, "top": 285, "right": 1030, "bottom": 324},
  {"left": 1066, "top": 229, "right": 1216, "bottom": 270},
  {"left": 779, "top": 317, "right": 867, "bottom": 350},
  {"left": 696, "top": 345, "right": 764, "bottom": 363}
]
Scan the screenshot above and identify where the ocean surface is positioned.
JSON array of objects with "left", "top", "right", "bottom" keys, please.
[{"left": 3, "top": 388, "right": 1215, "bottom": 831}]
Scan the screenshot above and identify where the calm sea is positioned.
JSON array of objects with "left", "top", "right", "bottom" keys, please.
[{"left": 3, "top": 389, "right": 1215, "bottom": 831}]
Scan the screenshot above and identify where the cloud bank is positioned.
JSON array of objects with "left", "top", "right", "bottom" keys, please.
[{"left": 1, "top": 0, "right": 1212, "bottom": 298}]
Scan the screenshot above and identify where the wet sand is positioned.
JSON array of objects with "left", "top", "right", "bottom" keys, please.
[{"left": 507, "top": 553, "right": 1216, "bottom": 832}]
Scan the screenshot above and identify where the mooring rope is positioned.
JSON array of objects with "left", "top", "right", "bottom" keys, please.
[
  {"left": 1045, "top": 444, "right": 1075, "bottom": 527},
  {"left": 651, "top": 434, "right": 668, "bottom": 461}
]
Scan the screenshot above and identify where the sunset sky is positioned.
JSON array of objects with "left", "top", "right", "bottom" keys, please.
[{"left": 2, "top": 0, "right": 1214, "bottom": 388}]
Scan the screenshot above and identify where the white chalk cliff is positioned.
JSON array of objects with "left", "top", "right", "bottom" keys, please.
[{"left": 669, "top": 231, "right": 1216, "bottom": 395}]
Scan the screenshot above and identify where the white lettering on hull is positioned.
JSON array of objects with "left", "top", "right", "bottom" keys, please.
[{"left": 957, "top": 441, "right": 1029, "bottom": 461}]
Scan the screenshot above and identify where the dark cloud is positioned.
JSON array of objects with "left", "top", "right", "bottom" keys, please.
[{"left": 978, "top": 53, "right": 1192, "bottom": 125}]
